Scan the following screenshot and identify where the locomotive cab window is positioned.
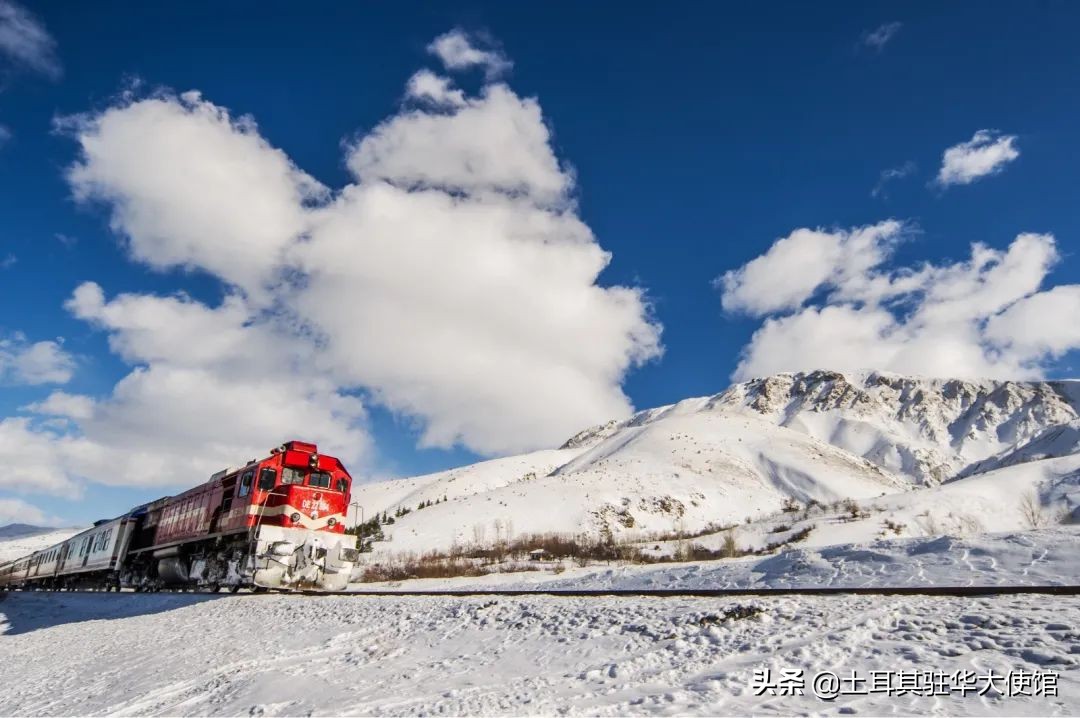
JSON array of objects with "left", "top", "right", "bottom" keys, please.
[
  {"left": 335, "top": 478, "right": 348, "bottom": 493},
  {"left": 238, "top": 470, "right": 254, "bottom": 498},
  {"left": 309, "top": 471, "right": 331, "bottom": 489},
  {"left": 258, "top": 467, "right": 277, "bottom": 491},
  {"left": 282, "top": 467, "right": 305, "bottom": 485}
]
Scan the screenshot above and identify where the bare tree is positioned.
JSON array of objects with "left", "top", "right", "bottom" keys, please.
[{"left": 1019, "top": 491, "right": 1047, "bottom": 529}]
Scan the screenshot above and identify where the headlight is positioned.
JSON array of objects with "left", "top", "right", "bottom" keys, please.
[
  {"left": 327, "top": 518, "right": 337, "bottom": 527},
  {"left": 290, "top": 512, "right": 301, "bottom": 523}
]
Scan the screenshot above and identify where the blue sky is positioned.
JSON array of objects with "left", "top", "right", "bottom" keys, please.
[{"left": 3, "top": 1, "right": 1080, "bottom": 526}]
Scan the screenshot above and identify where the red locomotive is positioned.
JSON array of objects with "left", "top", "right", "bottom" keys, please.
[{"left": 0, "top": 441, "right": 359, "bottom": 592}]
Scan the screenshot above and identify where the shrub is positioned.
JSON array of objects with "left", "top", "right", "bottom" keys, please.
[
  {"left": 882, "top": 518, "right": 905, "bottom": 536},
  {"left": 360, "top": 553, "right": 537, "bottom": 582},
  {"left": 720, "top": 530, "right": 739, "bottom": 558},
  {"left": 841, "top": 498, "right": 868, "bottom": 521}
]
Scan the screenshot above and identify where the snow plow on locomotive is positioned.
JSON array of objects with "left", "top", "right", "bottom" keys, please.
[{"left": 0, "top": 441, "right": 360, "bottom": 593}]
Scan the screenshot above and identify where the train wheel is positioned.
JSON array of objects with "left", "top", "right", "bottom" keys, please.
[{"left": 229, "top": 585, "right": 241, "bottom": 594}]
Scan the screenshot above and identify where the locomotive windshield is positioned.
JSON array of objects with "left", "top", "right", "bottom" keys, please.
[
  {"left": 282, "top": 467, "right": 305, "bottom": 485},
  {"left": 309, "top": 471, "right": 332, "bottom": 489}
]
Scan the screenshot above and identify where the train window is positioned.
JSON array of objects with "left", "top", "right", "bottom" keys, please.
[
  {"left": 309, "top": 471, "right": 331, "bottom": 489},
  {"left": 238, "top": 471, "right": 254, "bottom": 498},
  {"left": 336, "top": 478, "right": 348, "bottom": 493},
  {"left": 258, "top": 467, "right": 277, "bottom": 491},
  {"left": 282, "top": 467, "right": 304, "bottom": 485}
]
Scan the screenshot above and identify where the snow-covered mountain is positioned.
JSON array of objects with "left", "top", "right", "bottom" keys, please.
[
  {"left": 0, "top": 525, "right": 83, "bottom": 563},
  {"left": 354, "top": 370, "right": 1080, "bottom": 554},
  {"left": 0, "top": 524, "right": 55, "bottom": 539}
]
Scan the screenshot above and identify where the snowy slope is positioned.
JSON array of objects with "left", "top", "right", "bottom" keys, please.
[
  {"left": 356, "top": 370, "right": 1080, "bottom": 556},
  {"left": 356, "top": 447, "right": 583, "bottom": 520},
  {"left": 0, "top": 526, "right": 84, "bottom": 563},
  {"left": 360, "top": 412, "right": 908, "bottom": 554},
  {"left": 962, "top": 420, "right": 1080, "bottom": 478}
]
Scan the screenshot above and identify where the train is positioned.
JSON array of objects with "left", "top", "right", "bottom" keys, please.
[{"left": 0, "top": 441, "right": 359, "bottom": 593}]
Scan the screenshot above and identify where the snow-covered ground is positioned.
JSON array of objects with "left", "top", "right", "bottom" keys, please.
[
  {"left": 1, "top": 591, "right": 1076, "bottom": 716},
  {"left": 348, "top": 527, "right": 1080, "bottom": 592}
]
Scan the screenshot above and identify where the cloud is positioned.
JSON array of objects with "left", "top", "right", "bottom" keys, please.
[
  {"left": 985, "top": 285, "right": 1080, "bottom": 358},
  {"left": 718, "top": 221, "right": 906, "bottom": 315},
  {"left": 935, "top": 130, "right": 1019, "bottom": 187},
  {"left": 0, "top": 124, "right": 10, "bottom": 147},
  {"left": 428, "top": 29, "right": 512, "bottom": 78},
  {"left": 0, "top": 333, "right": 75, "bottom": 384},
  {"left": 348, "top": 83, "right": 571, "bottom": 208},
  {"left": 52, "top": 283, "right": 371, "bottom": 489},
  {"left": 0, "top": 496, "right": 62, "bottom": 526},
  {"left": 405, "top": 69, "right": 466, "bottom": 108},
  {"left": 0, "top": 253, "right": 14, "bottom": 268},
  {"left": 720, "top": 225, "right": 1080, "bottom": 381},
  {"left": 860, "top": 22, "right": 902, "bottom": 52},
  {"left": 14, "top": 33, "right": 660, "bottom": 499},
  {"left": 63, "top": 90, "right": 326, "bottom": 299},
  {"left": 23, "top": 391, "right": 95, "bottom": 420},
  {"left": 0, "top": 284, "right": 369, "bottom": 498},
  {"left": 871, "top": 161, "right": 915, "bottom": 198},
  {"left": 0, "top": 0, "right": 61, "bottom": 79},
  {"left": 0, "top": 418, "right": 82, "bottom": 494}
]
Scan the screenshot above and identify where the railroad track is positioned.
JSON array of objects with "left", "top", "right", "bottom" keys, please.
[
  {"left": 5, "top": 584, "right": 1080, "bottom": 598},
  {"left": 319, "top": 585, "right": 1080, "bottom": 598}
]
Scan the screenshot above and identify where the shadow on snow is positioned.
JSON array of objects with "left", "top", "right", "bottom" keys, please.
[{"left": 0, "top": 591, "right": 231, "bottom": 636}]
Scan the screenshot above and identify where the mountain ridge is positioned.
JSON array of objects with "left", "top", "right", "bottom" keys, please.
[{"left": 354, "top": 370, "right": 1080, "bottom": 554}]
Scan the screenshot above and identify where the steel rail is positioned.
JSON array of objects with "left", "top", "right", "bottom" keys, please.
[
  {"left": 314, "top": 585, "right": 1080, "bottom": 598},
  {"left": 7, "top": 584, "right": 1080, "bottom": 598}
]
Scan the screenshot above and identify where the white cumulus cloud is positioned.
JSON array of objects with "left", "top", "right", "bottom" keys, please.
[
  {"left": 428, "top": 29, "right": 511, "bottom": 78},
  {"left": 718, "top": 221, "right": 906, "bottom": 315},
  {"left": 0, "top": 496, "right": 61, "bottom": 526},
  {"left": 58, "top": 283, "right": 369, "bottom": 488},
  {"left": 0, "top": 333, "right": 75, "bottom": 385},
  {"left": 935, "top": 130, "right": 1020, "bottom": 187},
  {"left": 348, "top": 84, "right": 571, "bottom": 207},
  {"left": 63, "top": 91, "right": 326, "bottom": 299},
  {"left": 720, "top": 224, "right": 1080, "bottom": 382},
  {"left": 405, "top": 69, "right": 467, "bottom": 108},
  {"left": 0, "top": 418, "right": 83, "bottom": 494},
  {"left": 23, "top": 391, "right": 95, "bottom": 421},
  {"left": 11, "top": 33, "right": 660, "bottom": 498}
]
